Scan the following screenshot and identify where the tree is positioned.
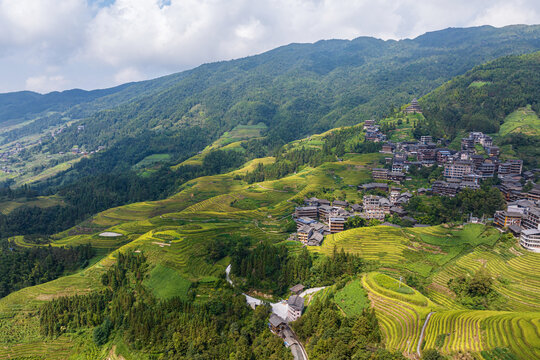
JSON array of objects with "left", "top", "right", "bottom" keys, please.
[{"left": 422, "top": 349, "right": 445, "bottom": 360}]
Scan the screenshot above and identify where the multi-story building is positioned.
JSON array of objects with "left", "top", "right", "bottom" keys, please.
[
  {"left": 332, "top": 200, "right": 349, "bottom": 209},
  {"left": 329, "top": 217, "right": 346, "bottom": 233},
  {"left": 524, "top": 187, "right": 540, "bottom": 202},
  {"left": 520, "top": 229, "right": 540, "bottom": 253},
  {"left": 389, "top": 188, "right": 402, "bottom": 204},
  {"left": 486, "top": 146, "right": 500, "bottom": 157},
  {"left": 493, "top": 210, "right": 522, "bottom": 228},
  {"left": 437, "top": 150, "right": 453, "bottom": 163},
  {"left": 477, "top": 162, "right": 496, "bottom": 178},
  {"left": 404, "top": 98, "right": 422, "bottom": 113},
  {"left": 362, "top": 195, "right": 391, "bottom": 220},
  {"left": 418, "top": 148, "right": 436, "bottom": 162},
  {"left": 432, "top": 181, "right": 460, "bottom": 197},
  {"left": 388, "top": 171, "right": 406, "bottom": 183},
  {"left": 317, "top": 205, "right": 333, "bottom": 222},
  {"left": 294, "top": 206, "right": 318, "bottom": 219},
  {"left": 522, "top": 207, "right": 540, "bottom": 230},
  {"left": 480, "top": 135, "right": 493, "bottom": 148},
  {"left": 372, "top": 168, "right": 388, "bottom": 180},
  {"left": 295, "top": 217, "right": 317, "bottom": 230},
  {"left": 498, "top": 159, "right": 523, "bottom": 176},
  {"left": 297, "top": 225, "right": 313, "bottom": 243},
  {"left": 461, "top": 137, "right": 475, "bottom": 151},
  {"left": 420, "top": 136, "right": 432, "bottom": 145},
  {"left": 287, "top": 295, "right": 305, "bottom": 321},
  {"left": 444, "top": 161, "right": 474, "bottom": 180},
  {"left": 381, "top": 143, "right": 395, "bottom": 154}
]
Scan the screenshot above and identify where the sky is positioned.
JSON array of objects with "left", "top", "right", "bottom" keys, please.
[{"left": 0, "top": 0, "right": 539, "bottom": 94}]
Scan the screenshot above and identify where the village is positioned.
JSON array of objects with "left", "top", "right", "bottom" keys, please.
[
  {"left": 289, "top": 100, "right": 540, "bottom": 256},
  {"left": 0, "top": 122, "right": 105, "bottom": 180}
]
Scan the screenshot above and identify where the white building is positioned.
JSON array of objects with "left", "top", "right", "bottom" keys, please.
[
  {"left": 520, "top": 229, "right": 540, "bottom": 253},
  {"left": 287, "top": 295, "right": 305, "bottom": 321}
]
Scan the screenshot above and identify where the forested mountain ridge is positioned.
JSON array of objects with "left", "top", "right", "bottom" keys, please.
[
  {"left": 47, "top": 25, "right": 540, "bottom": 148},
  {"left": 420, "top": 51, "right": 540, "bottom": 135},
  {"left": 3, "top": 25, "right": 540, "bottom": 163}
]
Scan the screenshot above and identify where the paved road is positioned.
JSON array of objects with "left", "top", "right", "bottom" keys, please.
[{"left": 417, "top": 312, "right": 434, "bottom": 357}]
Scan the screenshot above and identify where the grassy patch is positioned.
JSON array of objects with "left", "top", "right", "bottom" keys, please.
[
  {"left": 499, "top": 105, "right": 540, "bottom": 137},
  {"left": 144, "top": 264, "right": 191, "bottom": 300},
  {"left": 334, "top": 279, "right": 369, "bottom": 316}
]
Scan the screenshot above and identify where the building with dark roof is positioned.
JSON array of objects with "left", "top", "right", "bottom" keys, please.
[
  {"left": 287, "top": 295, "right": 305, "bottom": 321},
  {"left": 404, "top": 98, "right": 422, "bottom": 114}
]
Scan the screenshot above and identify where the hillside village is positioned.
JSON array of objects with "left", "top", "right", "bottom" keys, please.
[{"left": 289, "top": 110, "right": 540, "bottom": 258}]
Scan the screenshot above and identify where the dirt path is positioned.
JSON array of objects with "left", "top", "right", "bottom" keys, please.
[{"left": 417, "top": 312, "right": 434, "bottom": 357}]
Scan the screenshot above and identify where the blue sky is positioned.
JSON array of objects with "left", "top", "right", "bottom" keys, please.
[{"left": 0, "top": 0, "right": 539, "bottom": 93}]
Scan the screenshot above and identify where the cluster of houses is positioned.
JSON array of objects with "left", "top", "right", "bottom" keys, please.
[
  {"left": 268, "top": 284, "right": 306, "bottom": 349},
  {"left": 363, "top": 119, "right": 387, "bottom": 142},
  {"left": 494, "top": 188, "right": 540, "bottom": 253},
  {"left": 376, "top": 131, "right": 536, "bottom": 198},
  {"left": 292, "top": 188, "right": 415, "bottom": 246}
]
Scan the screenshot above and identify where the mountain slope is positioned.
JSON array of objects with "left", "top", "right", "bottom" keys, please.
[
  {"left": 419, "top": 51, "right": 540, "bottom": 166},
  {"left": 0, "top": 126, "right": 539, "bottom": 359},
  {"left": 2, "top": 25, "right": 540, "bottom": 168}
]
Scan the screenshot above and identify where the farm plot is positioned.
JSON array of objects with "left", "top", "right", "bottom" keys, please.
[
  {"left": 422, "top": 310, "right": 540, "bottom": 359},
  {"left": 430, "top": 249, "right": 540, "bottom": 311},
  {"left": 362, "top": 272, "right": 434, "bottom": 356},
  {"left": 311, "top": 226, "right": 408, "bottom": 264}
]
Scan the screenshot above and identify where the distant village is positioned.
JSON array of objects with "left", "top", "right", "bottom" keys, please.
[
  {"left": 0, "top": 123, "right": 105, "bottom": 177},
  {"left": 290, "top": 100, "right": 540, "bottom": 255}
]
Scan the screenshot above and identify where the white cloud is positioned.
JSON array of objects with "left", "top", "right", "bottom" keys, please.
[
  {"left": 0, "top": 0, "right": 539, "bottom": 93},
  {"left": 114, "top": 66, "right": 145, "bottom": 84},
  {"left": 25, "top": 74, "right": 69, "bottom": 93}
]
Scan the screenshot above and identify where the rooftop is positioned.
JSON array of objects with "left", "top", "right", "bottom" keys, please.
[{"left": 288, "top": 295, "right": 305, "bottom": 311}]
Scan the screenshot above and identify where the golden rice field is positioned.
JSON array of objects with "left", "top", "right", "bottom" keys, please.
[
  {"left": 311, "top": 226, "right": 408, "bottom": 264},
  {"left": 362, "top": 272, "right": 435, "bottom": 357},
  {"left": 422, "top": 310, "right": 540, "bottom": 359}
]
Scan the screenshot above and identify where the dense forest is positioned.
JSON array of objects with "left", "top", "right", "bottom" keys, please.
[
  {"left": 231, "top": 242, "right": 371, "bottom": 296},
  {"left": 3, "top": 26, "right": 540, "bottom": 189},
  {"left": 420, "top": 52, "right": 540, "bottom": 167},
  {"left": 421, "top": 52, "right": 540, "bottom": 136},
  {"left": 0, "top": 241, "right": 94, "bottom": 298},
  {"left": 403, "top": 184, "right": 505, "bottom": 225},
  {"left": 40, "top": 252, "right": 293, "bottom": 359}
]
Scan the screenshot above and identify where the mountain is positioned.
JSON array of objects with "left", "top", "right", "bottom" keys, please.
[
  {"left": 0, "top": 24, "right": 539, "bottom": 241},
  {"left": 2, "top": 25, "right": 540, "bottom": 177}
]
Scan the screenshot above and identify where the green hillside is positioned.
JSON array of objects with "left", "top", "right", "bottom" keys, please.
[
  {"left": 2, "top": 25, "right": 540, "bottom": 188},
  {"left": 1, "top": 26, "right": 540, "bottom": 360},
  {"left": 421, "top": 51, "right": 540, "bottom": 137},
  {"left": 0, "top": 123, "right": 539, "bottom": 359}
]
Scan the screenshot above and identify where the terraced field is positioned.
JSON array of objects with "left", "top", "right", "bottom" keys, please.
[
  {"left": 430, "top": 248, "right": 540, "bottom": 311},
  {"left": 362, "top": 272, "right": 435, "bottom": 357},
  {"left": 422, "top": 310, "right": 540, "bottom": 358},
  {"left": 0, "top": 336, "right": 74, "bottom": 359},
  {"left": 311, "top": 226, "right": 408, "bottom": 264}
]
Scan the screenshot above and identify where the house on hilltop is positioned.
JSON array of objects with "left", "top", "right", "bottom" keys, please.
[{"left": 403, "top": 98, "right": 422, "bottom": 114}]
